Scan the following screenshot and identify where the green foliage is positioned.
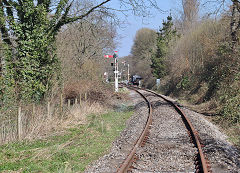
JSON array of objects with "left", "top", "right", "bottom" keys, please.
[
  {"left": 0, "top": 46, "right": 17, "bottom": 105},
  {"left": 0, "top": 110, "right": 133, "bottom": 172},
  {"left": 151, "top": 15, "right": 178, "bottom": 79},
  {"left": 221, "top": 93, "right": 240, "bottom": 124},
  {"left": 14, "top": 3, "right": 58, "bottom": 102},
  {"left": 1, "top": 0, "right": 159, "bottom": 103},
  {"left": 176, "top": 76, "right": 190, "bottom": 90},
  {"left": 153, "top": 9, "right": 240, "bottom": 145},
  {"left": 219, "top": 71, "right": 240, "bottom": 124},
  {"left": 0, "top": 1, "right": 61, "bottom": 103}
]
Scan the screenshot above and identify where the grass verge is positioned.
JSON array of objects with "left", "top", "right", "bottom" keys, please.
[
  {"left": 211, "top": 118, "right": 240, "bottom": 148},
  {"left": 0, "top": 110, "right": 133, "bottom": 172},
  {"left": 175, "top": 98, "right": 240, "bottom": 147}
]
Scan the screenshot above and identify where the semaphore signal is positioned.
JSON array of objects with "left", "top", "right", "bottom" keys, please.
[
  {"left": 104, "top": 55, "right": 113, "bottom": 58},
  {"left": 104, "top": 51, "right": 119, "bottom": 92}
]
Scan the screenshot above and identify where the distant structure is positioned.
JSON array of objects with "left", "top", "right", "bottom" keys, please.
[{"left": 131, "top": 75, "right": 142, "bottom": 86}]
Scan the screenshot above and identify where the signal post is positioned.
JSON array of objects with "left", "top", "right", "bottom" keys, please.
[
  {"left": 104, "top": 51, "right": 119, "bottom": 92},
  {"left": 113, "top": 51, "right": 118, "bottom": 92}
]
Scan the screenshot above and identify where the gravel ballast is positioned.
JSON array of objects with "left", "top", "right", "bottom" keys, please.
[
  {"left": 85, "top": 89, "right": 240, "bottom": 173},
  {"left": 85, "top": 91, "right": 149, "bottom": 173},
  {"left": 131, "top": 90, "right": 196, "bottom": 172},
  {"left": 182, "top": 107, "right": 240, "bottom": 173}
]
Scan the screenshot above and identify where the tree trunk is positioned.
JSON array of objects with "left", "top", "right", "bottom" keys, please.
[{"left": 231, "top": 0, "right": 240, "bottom": 51}]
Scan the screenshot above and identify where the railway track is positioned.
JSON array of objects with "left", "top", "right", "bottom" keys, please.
[{"left": 117, "top": 86, "right": 211, "bottom": 173}]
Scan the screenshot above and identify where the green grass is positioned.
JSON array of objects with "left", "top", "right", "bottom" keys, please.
[
  {"left": 0, "top": 110, "right": 133, "bottom": 172},
  {"left": 118, "top": 87, "right": 130, "bottom": 93}
]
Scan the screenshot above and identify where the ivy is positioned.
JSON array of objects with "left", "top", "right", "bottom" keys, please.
[
  {"left": 0, "top": 0, "right": 112, "bottom": 104},
  {"left": 1, "top": 1, "right": 59, "bottom": 103}
]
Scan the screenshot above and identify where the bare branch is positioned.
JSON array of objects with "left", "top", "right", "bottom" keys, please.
[
  {"left": 2, "top": 0, "right": 14, "bottom": 18},
  {"left": 62, "top": 0, "right": 111, "bottom": 25}
]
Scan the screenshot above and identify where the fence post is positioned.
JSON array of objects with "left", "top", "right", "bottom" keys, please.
[
  {"left": 68, "top": 99, "right": 70, "bottom": 108},
  {"left": 18, "top": 107, "right": 22, "bottom": 140},
  {"left": 79, "top": 94, "right": 82, "bottom": 106},
  {"left": 85, "top": 92, "right": 87, "bottom": 101},
  {"left": 75, "top": 98, "right": 77, "bottom": 105},
  {"left": 32, "top": 103, "right": 35, "bottom": 117},
  {"left": 47, "top": 102, "right": 51, "bottom": 119},
  {"left": 60, "top": 93, "right": 63, "bottom": 114}
]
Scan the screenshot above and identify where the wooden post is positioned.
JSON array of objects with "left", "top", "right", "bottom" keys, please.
[
  {"left": 18, "top": 107, "right": 22, "bottom": 140},
  {"left": 1, "top": 123, "right": 3, "bottom": 143},
  {"left": 85, "top": 92, "right": 87, "bottom": 101},
  {"left": 1, "top": 125, "right": 4, "bottom": 143},
  {"left": 79, "top": 94, "right": 82, "bottom": 106},
  {"left": 68, "top": 99, "right": 70, "bottom": 108},
  {"left": 101, "top": 121, "right": 104, "bottom": 133},
  {"left": 75, "top": 98, "right": 77, "bottom": 105},
  {"left": 47, "top": 102, "right": 51, "bottom": 119},
  {"left": 32, "top": 103, "right": 35, "bottom": 117},
  {"left": 60, "top": 93, "right": 63, "bottom": 113}
]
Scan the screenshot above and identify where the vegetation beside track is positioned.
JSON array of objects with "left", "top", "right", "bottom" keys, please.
[
  {"left": 157, "top": 18, "right": 240, "bottom": 146},
  {"left": 0, "top": 108, "right": 133, "bottom": 172},
  {"left": 125, "top": 2, "right": 240, "bottom": 147}
]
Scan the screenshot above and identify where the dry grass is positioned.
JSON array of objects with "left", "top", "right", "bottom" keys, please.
[
  {"left": 0, "top": 106, "right": 133, "bottom": 172},
  {"left": 61, "top": 102, "right": 107, "bottom": 128},
  {"left": 161, "top": 15, "right": 240, "bottom": 146},
  {"left": 0, "top": 101, "right": 107, "bottom": 145}
]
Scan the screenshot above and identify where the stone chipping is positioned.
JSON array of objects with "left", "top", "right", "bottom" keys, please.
[
  {"left": 85, "top": 91, "right": 149, "bottom": 173},
  {"left": 181, "top": 107, "right": 240, "bottom": 173},
  {"left": 85, "top": 89, "right": 240, "bottom": 173},
  {"left": 131, "top": 90, "right": 196, "bottom": 172}
]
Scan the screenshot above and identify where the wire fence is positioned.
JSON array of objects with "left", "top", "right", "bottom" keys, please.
[{"left": 0, "top": 93, "right": 88, "bottom": 145}]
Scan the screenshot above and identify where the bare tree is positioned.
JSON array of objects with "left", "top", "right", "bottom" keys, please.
[
  {"left": 57, "top": 7, "right": 116, "bottom": 84},
  {"left": 130, "top": 28, "right": 157, "bottom": 88},
  {"left": 230, "top": 0, "right": 240, "bottom": 50},
  {"left": 0, "top": 0, "right": 161, "bottom": 102},
  {"left": 202, "top": 0, "right": 240, "bottom": 49},
  {"left": 182, "top": 0, "right": 199, "bottom": 28}
]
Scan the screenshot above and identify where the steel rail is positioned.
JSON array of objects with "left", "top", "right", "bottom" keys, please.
[
  {"left": 117, "top": 88, "right": 152, "bottom": 173},
  {"left": 117, "top": 85, "right": 210, "bottom": 172},
  {"left": 145, "top": 89, "right": 209, "bottom": 173}
]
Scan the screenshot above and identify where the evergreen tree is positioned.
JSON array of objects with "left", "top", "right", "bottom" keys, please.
[{"left": 151, "top": 15, "right": 178, "bottom": 79}]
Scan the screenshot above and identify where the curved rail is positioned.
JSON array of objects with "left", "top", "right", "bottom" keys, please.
[
  {"left": 117, "top": 84, "right": 210, "bottom": 173},
  {"left": 145, "top": 89, "right": 209, "bottom": 173},
  {"left": 117, "top": 88, "right": 153, "bottom": 173}
]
